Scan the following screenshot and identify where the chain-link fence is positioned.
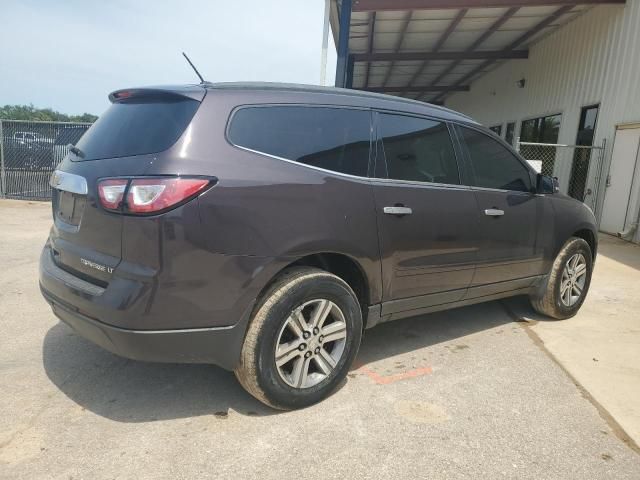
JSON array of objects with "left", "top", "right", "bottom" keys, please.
[
  {"left": 0, "top": 119, "right": 91, "bottom": 200},
  {"left": 517, "top": 140, "right": 606, "bottom": 213}
]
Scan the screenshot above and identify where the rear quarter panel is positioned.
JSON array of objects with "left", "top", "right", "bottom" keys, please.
[{"left": 172, "top": 90, "right": 383, "bottom": 305}]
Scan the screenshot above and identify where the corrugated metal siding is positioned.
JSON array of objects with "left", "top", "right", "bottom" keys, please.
[{"left": 446, "top": 1, "right": 640, "bottom": 235}]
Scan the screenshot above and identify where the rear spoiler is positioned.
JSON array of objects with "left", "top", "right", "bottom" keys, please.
[{"left": 108, "top": 85, "right": 206, "bottom": 103}]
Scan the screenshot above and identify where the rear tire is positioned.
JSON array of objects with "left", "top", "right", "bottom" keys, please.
[
  {"left": 530, "top": 237, "right": 593, "bottom": 319},
  {"left": 235, "top": 267, "right": 363, "bottom": 410}
]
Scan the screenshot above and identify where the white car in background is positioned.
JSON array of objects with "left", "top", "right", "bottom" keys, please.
[{"left": 13, "top": 131, "right": 54, "bottom": 146}]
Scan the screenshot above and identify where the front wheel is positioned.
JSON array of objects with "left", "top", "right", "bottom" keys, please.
[
  {"left": 530, "top": 237, "right": 593, "bottom": 319},
  {"left": 235, "top": 268, "right": 363, "bottom": 410}
]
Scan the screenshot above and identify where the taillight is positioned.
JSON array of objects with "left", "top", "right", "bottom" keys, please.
[
  {"left": 126, "top": 178, "right": 210, "bottom": 213},
  {"left": 98, "top": 179, "right": 128, "bottom": 211},
  {"left": 97, "top": 177, "right": 212, "bottom": 214}
]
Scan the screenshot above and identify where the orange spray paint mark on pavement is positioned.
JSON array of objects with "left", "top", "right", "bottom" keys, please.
[{"left": 357, "top": 365, "right": 433, "bottom": 385}]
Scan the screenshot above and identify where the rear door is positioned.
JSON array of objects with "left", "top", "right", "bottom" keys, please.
[
  {"left": 49, "top": 89, "right": 203, "bottom": 285},
  {"left": 454, "top": 124, "right": 543, "bottom": 296},
  {"left": 371, "top": 112, "right": 478, "bottom": 317}
]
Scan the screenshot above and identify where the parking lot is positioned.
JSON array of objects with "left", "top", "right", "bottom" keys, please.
[{"left": 1, "top": 199, "right": 639, "bottom": 479}]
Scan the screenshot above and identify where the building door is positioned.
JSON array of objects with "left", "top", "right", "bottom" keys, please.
[
  {"left": 600, "top": 126, "right": 640, "bottom": 235},
  {"left": 568, "top": 105, "right": 599, "bottom": 201}
]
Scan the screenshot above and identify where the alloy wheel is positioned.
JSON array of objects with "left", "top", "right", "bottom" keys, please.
[
  {"left": 274, "top": 299, "right": 348, "bottom": 389},
  {"left": 560, "top": 253, "right": 587, "bottom": 307}
]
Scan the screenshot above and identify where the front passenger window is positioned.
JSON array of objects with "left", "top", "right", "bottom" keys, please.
[
  {"left": 378, "top": 113, "right": 460, "bottom": 185},
  {"left": 459, "top": 126, "right": 532, "bottom": 192}
]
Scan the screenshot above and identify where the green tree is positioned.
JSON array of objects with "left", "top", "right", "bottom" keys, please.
[{"left": 0, "top": 104, "right": 98, "bottom": 123}]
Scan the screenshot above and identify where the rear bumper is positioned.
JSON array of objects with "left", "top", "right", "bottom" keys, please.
[
  {"left": 40, "top": 286, "right": 249, "bottom": 369},
  {"left": 38, "top": 243, "right": 285, "bottom": 369}
]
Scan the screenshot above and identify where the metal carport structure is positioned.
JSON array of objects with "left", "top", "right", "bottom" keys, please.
[{"left": 330, "top": 0, "right": 626, "bottom": 105}]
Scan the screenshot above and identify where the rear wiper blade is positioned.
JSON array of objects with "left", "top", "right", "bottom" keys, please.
[{"left": 68, "top": 144, "right": 85, "bottom": 158}]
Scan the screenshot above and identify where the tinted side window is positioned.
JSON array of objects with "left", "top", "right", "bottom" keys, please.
[
  {"left": 460, "top": 127, "right": 532, "bottom": 192},
  {"left": 228, "top": 106, "right": 371, "bottom": 177},
  {"left": 378, "top": 114, "right": 459, "bottom": 185}
]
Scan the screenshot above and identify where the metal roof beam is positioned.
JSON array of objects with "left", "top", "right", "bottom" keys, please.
[
  {"left": 403, "top": 8, "right": 468, "bottom": 94},
  {"left": 503, "top": 4, "right": 575, "bottom": 48},
  {"left": 352, "top": 0, "right": 624, "bottom": 11},
  {"left": 432, "top": 4, "right": 575, "bottom": 102},
  {"left": 418, "top": 6, "right": 520, "bottom": 101},
  {"left": 381, "top": 11, "right": 413, "bottom": 88},
  {"left": 353, "top": 50, "right": 529, "bottom": 62},
  {"left": 364, "top": 85, "right": 471, "bottom": 92},
  {"left": 363, "top": 12, "right": 377, "bottom": 88}
]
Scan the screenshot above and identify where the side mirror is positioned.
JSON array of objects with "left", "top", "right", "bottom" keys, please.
[{"left": 536, "top": 174, "right": 559, "bottom": 194}]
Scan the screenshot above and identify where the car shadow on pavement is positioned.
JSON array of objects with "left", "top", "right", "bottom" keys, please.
[
  {"left": 354, "top": 298, "right": 519, "bottom": 368},
  {"left": 499, "top": 294, "right": 563, "bottom": 324},
  {"left": 42, "top": 322, "right": 278, "bottom": 422},
  {"left": 43, "top": 298, "right": 523, "bottom": 423}
]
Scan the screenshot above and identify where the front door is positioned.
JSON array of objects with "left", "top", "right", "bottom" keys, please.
[
  {"left": 372, "top": 112, "right": 478, "bottom": 317},
  {"left": 455, "top": 125, "right": 543, "bottom": 297}
]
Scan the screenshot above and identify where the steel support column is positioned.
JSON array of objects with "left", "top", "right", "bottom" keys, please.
[
  {"left": 346, "top": 55, "right": 355, "bottom": 88},
  {"left": 320, "top": 0, "right": 331, "bottom": 85},
  {"left": 335, "top": 0, "right": 353, "bottom": 87}
]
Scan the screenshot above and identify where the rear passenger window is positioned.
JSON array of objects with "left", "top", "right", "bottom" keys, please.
[
  {"left": 378, "top": 113, "right": 459, "bottom": 185},
  {"left": 228, "top": 106, "right": 371, "bottom": 177},
  {"left": 459, "top": 127, "right": 532, "bottom": 192}
]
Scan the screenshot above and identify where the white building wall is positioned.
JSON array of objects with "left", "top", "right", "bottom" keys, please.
[{"left": 446, "top": 1, "right": 640, "bottom": 241}]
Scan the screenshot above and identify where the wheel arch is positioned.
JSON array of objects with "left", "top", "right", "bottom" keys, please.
[
  {"left": 259, "top": 252, "right": 373, "bottom": 328},
  {"left": 572, "top": 228, "right": 597, "bottom": 260}
]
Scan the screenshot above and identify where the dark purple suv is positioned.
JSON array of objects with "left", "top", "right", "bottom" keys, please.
[{"left": 40, "top": 82, "right": 597, "bottom": 409}]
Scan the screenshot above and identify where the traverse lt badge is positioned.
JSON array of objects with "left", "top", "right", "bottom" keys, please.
[{"left": 80, "top": 258, "right": 113, "bottom": 274}]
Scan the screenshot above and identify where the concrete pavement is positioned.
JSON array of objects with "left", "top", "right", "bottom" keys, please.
[
  {"left": 1, "top": 200, "right": 639, "bottom": 479},
  {"left": 506, "top": 233, "right": 640, "bottom": 449}
]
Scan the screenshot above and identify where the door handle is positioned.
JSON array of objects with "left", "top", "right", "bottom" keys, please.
[
  {"left": 484, "top": 208, "right": 504, "bottom": 217},
  {"left": 383, "top": 206, "right": 412, "bottom": 216}
]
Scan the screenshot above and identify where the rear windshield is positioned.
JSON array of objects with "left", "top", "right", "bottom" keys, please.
[{"left": 74, "top": 97, "right": 199, "bottom": 160}]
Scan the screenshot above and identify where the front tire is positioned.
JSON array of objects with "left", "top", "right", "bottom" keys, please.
[
  {"left": 235, "top": 267, "right": 363, "bottom": 410},
  {"left": 530, "top": 237, "right": 593, "bottom": 319}
]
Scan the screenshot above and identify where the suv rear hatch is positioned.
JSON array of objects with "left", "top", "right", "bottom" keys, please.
[{"left": 49, "top": 86, "right": 205, "bottom": 286}]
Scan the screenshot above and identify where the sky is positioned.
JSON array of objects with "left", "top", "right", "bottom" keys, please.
[{"left": 0, "top": 0, "right": 337, "bottom": 116}]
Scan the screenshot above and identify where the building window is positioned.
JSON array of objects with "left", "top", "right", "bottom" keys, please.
[
  {"left": 489, "top": 124, "right": 502, "bottom": 137},
  {"left": 568, "top": 105, "right": 599, "bottom": 201},
  {"left": 505, "top": 122, "right": 516, "bottom": 146},
  {"left": 520, "top": 114, "right": 562, "bottom": 143}
]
